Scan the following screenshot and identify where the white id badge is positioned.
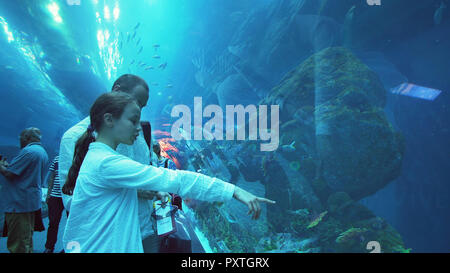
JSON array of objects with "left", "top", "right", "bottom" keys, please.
[{"left": 154, "top": 200, "right": 176, "bottom": 236}]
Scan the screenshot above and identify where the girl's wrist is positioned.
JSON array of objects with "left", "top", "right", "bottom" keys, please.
[{"left": 232, "top": 186, "right": 242, "bottom": 199}]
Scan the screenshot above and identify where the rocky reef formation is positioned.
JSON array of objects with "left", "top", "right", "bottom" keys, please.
[
  {"left": 262, "top": 47, "right": 405, "bottom": 200},
  {"left": 180, "top": 46, "right": 408, "bottom": 253}
]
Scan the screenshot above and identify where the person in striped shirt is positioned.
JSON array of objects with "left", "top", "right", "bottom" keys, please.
[{"left": 44, "top": 155, "right": 65, "bottom": 253}]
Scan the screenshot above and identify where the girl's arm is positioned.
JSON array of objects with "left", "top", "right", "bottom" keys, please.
[
  {"left": 100, "top": 154, "right": 276, "bottom": 219},
  {"left": 100, "top": 154, "right": 235, "bottom": 203}
]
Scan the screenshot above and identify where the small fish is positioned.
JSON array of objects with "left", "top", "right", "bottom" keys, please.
[
  {"left": 434, "top": 1, "right": 447, "bottom": 25},
  {"left": 140, "top": 62, "right": 146, "bottom": 67},
  {"left": 134, "top": 22, "right": 141, "bottom": 30},
  {"left": 152, "top": 55, "right": 160, "bottom": 59},
  {"left": 151, "top": 82, "right": 159, "bottom": 86},
  {"left": 132, "top": 31, "right": 137, "bottom": 40},
  {"left": 166, "top": 84, "right": 173, "bottom": 88},
  {"left": 136, "top": 38, "right": 141, "bottom": 46},
  {"left": 158, "top": 62, "right": 167, "bottom": 69},
  {"left": 153, "top": 44, "right": 160, "bottom": 51},
  {"left": 144, "top": 66, "right": 154, "bottom": 70},
  {"left": 138, "top": 46, "right": 143, "bottom": 54},
  {"left": 130, "top": 59, "right": 135, "bottom": 65},
  {"left": 21, "top": 30, "right": 30, "bottom": 37},
  {"left": 281, "top": 141, "right": 296, "bottom": 153}
]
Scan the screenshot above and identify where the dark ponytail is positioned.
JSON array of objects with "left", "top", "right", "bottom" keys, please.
[
  {"left": 62, "top": 130, "right": 95, "bottom": 195},
  {"left": 62, "top": 92, "right": 136, "bottom": 195}
]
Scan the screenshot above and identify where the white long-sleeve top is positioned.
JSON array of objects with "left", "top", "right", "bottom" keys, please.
[
  {"left": 59, "top": 116, "right": 159, "bottom": 239},
  {"left": 62, "top": 142, "right": 235, "bottom": 253}
]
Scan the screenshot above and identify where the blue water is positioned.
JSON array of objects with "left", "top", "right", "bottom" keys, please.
[{"left": 0, "top": 0, "right": 449, "bottom": 253}]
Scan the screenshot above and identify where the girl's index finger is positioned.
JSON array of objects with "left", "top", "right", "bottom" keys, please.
[{"left": 257, "top": 197, "right": 276, "bottom": 204}]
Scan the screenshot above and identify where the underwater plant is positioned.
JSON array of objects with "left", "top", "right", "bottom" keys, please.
[{"left": 335, "top": 227, "right": 369, "bottom": 244}]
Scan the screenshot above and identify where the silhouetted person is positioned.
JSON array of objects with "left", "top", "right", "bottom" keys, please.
[
  {"left": 0, "top": 127, "right": 48, "bottom": 253},
  {"left": 43, "top": 155, "right": 66, "bottom": 253}
]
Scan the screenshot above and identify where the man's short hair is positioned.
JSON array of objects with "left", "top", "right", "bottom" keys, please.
[
  {"left": 111, "top": 74, "right": 149, "bottom": 93},
  {"left": 21, "top": 127, "right": 42, "bottom": 141}
]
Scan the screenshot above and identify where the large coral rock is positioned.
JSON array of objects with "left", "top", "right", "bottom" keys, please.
[{"left": 263, "top": 47, "right": 405, "bottom": 200}]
